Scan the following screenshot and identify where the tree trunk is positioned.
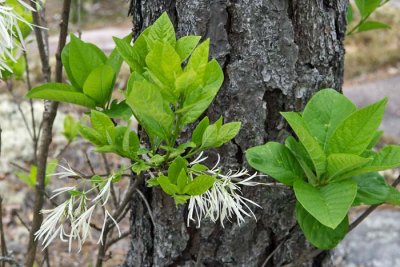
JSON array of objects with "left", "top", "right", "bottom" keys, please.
[{"left": 124, "top": 0, "right": 347, "bottom": 266}]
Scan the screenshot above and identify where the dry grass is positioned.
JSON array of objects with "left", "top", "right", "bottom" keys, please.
[{"left": 344, "top": 6, "right": 400, "bottom": 80}]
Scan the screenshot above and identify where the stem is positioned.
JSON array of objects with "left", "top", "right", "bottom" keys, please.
[
  {"left": 25, "top": 1, "right": 72, "bottom": 266},
  {"left": 0, "top": 197, "right": 8, "bottom": 267}
]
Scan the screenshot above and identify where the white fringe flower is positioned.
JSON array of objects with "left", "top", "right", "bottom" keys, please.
[
  {"left": 0, "top": 0, "right": 35, "bottom": 75},
  {"left": 35, "top": 169, "right": 121, "bottom": 251},
  {"left": 187, "top": 153, "right": 264, "bottom": 227}
]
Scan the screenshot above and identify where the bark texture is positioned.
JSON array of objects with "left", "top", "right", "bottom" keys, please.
[{"left": 124, "top": 1, "right": 347, "bottom": 266}]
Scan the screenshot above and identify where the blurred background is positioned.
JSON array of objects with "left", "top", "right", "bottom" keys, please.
[{"left": 0, "top": 0, "right": 399, "bottom": 266}]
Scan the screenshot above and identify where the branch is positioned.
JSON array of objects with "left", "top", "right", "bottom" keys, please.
[
  {"left": 0, "top": 256, "right": 23, "bottom": 267},
  {"left": 0, "top": 197, "right": 8, "bottom": 267},
  {"left": 25, "top": 1, "right": 72, "bottom": 266}
]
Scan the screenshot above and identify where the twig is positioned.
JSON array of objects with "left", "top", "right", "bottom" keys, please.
[
  {"left": 84, "top": 151, "right": 95, "bottom": 175},
  {"left": 25, "top": 1, "right": 72, "bottom": 266},
  {"left": 135, "top": 188, "right": 155, "bottom": 226},
  {"left": 0, "top": 197, "right": 8, "bottom": 267},
  {"left": 95, "top": 175, "right": 143, "bottom": 267},
  {"left": 55, "top": 140, "right": 71, "bottom": 159},
  {"left": 14, "top": 211, "right": 31, "bottom": 232},
  {"left": 105, "top": 231, "right": 130, "bottom": 251},
  {"left": 23, "top": 51, "right": 38, "bottom": 163}
]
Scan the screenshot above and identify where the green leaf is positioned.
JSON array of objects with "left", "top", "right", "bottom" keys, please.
[
  {"left": 90, "top": 110, "right": 115, "bottom": 141},
  {"left": 293, "top": 179, "right": 357, "bottom": 229},
  {"left": 353, "top": 172, "right": 400, "bottom": 206},
  {"left": 145, "top": 41, "right": 182, "bottom": 101},
  {"left": 175, "top": 69, "right": 197, "bottom": 95},
  {"left": 246, "top": 142, "right": 304, "bottom": 185},
  {"left": 180, "top": 59, "right": 224, "bottom": 125},
  {"left": 27, "top": 83, "right": 96, "bottom": 108},
  {"left": 78, "top": 124, "right": 105, "bottom": 146},
  {"left": 326, "top": 153, "right": 371, "bottom": 181},
  {"left": 61, "top": 44, "right": 81, "bottom": 89},
  {"left": 355, "top": 0, "right": 366, "bottom": 17},
  {"left": 281, "top": 112, "right": 326, "bottom": 178},
  {"left": 175, "top": 35, "right": 201, "bottom": 62},
  {"left": 201, "top": 124, "right": 219, "bottom": 149},
  {"left": 364, "top": 0, "right": 382, "bottom": 15},
  {"left": 83, "top": 65, "right": 115, "bottom": 107},
  {"left": 63, "top": 114, "right": 79, "bottom": 141},
  {"left": 122, "top": 128, "right": 140, "bottom": 157},
  {"left": 186, "top": 39, "right": 209, "bottom": 74},
  {"left": 218, "top": 122, "right": 241, "bottom": 144},
  {"left": 367, "top": 130, "right": 383, "bottom": 149},
  {"left": 106, "top": 46, "right": 123, "bottom": 75},
  {"left": 69, "top": 35, "right": 106, "bottom": 87},
  {"left": 146, "top": 12, "right": 176, "bottom": 48},
  {"left": 327, "top": 98, "right": 387, "bottom": 155},
  {"left": 45, "top": 159, "right": 58, "bottom": 186},
  {"left": 343, "top": 145, "right": 400, "bottom": 178},
  {"left": 16, "top": 170, "right": 35, "bottom": 188},
  {"left": 177, "top": 169, "right": 189, "bottom": 194},
  {"left": 103, "top": 100, "right": 132, "bottom": 121},
  {"left": 192, "top": 116, "right": 210, "bottom": 146},
  {"left": 158, "top": 175, "right": 179, "bottom": 195},
  {"left": 302, "top": 89, "right": 356, "bottom": 151},
  {"left": 131, "top": 161, "right": 151, "bottom": 175},
  {"left": 296, "top": 202, "right": 348, "bottom": 250},
  {"left": 358, "top": 21, "right": 391, "bottom": 32},
  {"left": 168, "top": 157, "right": 188, "bottom": 184},
  {"left": 347, "top": 4, "right": 353, "bottom": 24},
  {"left": 126, "top": 80, "right": 174, "bottom": 141},
  {"left": 184, "top": 175, "right": 215, "bottom": 195}
]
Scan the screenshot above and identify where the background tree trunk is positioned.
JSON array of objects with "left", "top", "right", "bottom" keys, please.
[{"left": 124, "top": 0, "right": 348, "bottom": 266}]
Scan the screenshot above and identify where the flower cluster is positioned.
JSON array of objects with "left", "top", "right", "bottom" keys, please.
[
  {"left": 35, "top": 164, "right": 120, "bottom": 251},
  {"left": 187, "top": 153, "right": 264, "bottom": 227},
  {"left": 0, "top": 0, "right": 34, "bottom": 75}
]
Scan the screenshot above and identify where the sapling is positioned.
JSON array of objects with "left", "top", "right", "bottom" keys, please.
[{"left": 246, "top": 89, "right": 400, "bottom": 249}]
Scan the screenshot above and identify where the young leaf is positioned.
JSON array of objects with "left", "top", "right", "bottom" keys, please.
[
  {"left": 175, "top": 35, "right": 201, "bottom": 62},
  {"left": 343, "top": 145, "right": 400, "bottom": 178},
  {"left": 63, "top": 114, "right": 79, "bottom": 142},
  {"left": 326, "top": 153, "right": 371, "bottom": 181},
  {"left": 296, "top": 202, "right": 349, "bottom": 250},
  {"left": 200, "top": 124, "right": 219, "bottom": 149},
  {"left": 126, "top": 80, "right": 174, "bottom": 141},
  {"left": 184, "top": 175, "right": 215, "bottom": 195},
  {"left": 218, "top": 122, "right": 241, "bottom": 144},
  {"left": 106, "top": 46, "right": 123, "bottom": 75},
  {"left": 327, "top": 98, "right": 387, "bottom": 155},
  {"left": 346, "top": 4, "right": 353, "bottom": 24},
  {"left": 168, "top": 157, "right": 188, "bottom": 184},
  {"left": 353, "top": 172, "right": 400, "bottom": 206},
  {"left": 78, "top": 124, "right": 105, "bottom": 146},
  {"left": 180, "top": 59, "right": 224, "bottom": 125},
  {"left": 192, "top": 116, "right": 210, "bottom": 146},
  {"left": 177, "top": 169, "right": 189, "bottom": 194},
  {"left": 293, "top": 179, "right": 357, "bottom": 229},
  {"left": 358, "top": 21, "right": 390, "bottom": 32},
  {"left": 158, "top": 175, "right": 179, "bottom": 195},
  {"left": 145, "top": 41, "right": 182, "bottom": 101},
  {"left": 83, "top": 65, "right": 115, "bottom": 107},
  {"left": 281, "top": 112, "right": 326, "bottom": 178},
  {"left": 27, "top": 83, "right": 96, "bottom": 108},
  {"left": 302, "top": 89, "right": 356, "bottom": 151},
  {"left": 367, "top": 130, "right": 383, "bottom": 149},
  {"left": 103, "top": 100, "right": 132, "bottom": 121},
  {"left": 246, "top": 142, "right": 304, "bottom": 186},
  {"left": 69, "top": 35, "right": 106, "bottom": 87},
  {"left": 61, "top": 44, "right": 80, "bottom": 89},
  {"left": 90, "top": 110, "right": 115, "bottom": 141},
  {"left": 146, "top": 12, "right": 176, "bottom": 48},
  {"left": 122, "top": 128, "right": 140, "bottom": 157}
]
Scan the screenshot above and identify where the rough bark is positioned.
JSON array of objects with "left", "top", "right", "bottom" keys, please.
[{"left": 124, "top": 1, "right": 347, "bottom": 266}]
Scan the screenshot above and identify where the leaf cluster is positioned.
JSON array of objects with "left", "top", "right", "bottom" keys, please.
[
  {"left": 246, "top": 89, "right": 400, "bottom": 249},
  {"left": 27, "top": 13, "right": 241, "bottom": 205},
  {"left": 347, "top": 0, "right": 391, "bottom": 35}
]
